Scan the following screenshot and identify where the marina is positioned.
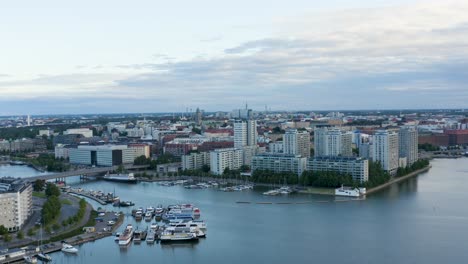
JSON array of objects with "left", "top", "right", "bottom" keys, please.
[{"left": 0, "top": 158, "right": 467, "bottom": 263}]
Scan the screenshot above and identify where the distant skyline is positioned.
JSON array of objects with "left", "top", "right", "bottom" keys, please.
[{"left": 1, "top": 0, "right": 468, "bottom": 115}]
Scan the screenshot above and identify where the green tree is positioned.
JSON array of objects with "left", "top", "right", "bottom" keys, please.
[
  {"left": 0, "top": 225, "right": 7, "bottom": 235},
  {"left": 33, "top": 179, "right": 46, "bottom": 192},
  {"left": 134, "top": 155, "right": 150, "bottom": 165},
  {"left": 27, "top": 229, "right": 35, "bottom": 237},
  {"left": 45, "top": 183, "right": 60, "bottom": 197},
  {"left": 17, "top": 231, "right": 24, "bottom": 239},
  {"left": 201, "top": 164, "right": 210, "bottom": 173},
  {"left": 3, "top": 233, "right": 11, "bottom": 242}
]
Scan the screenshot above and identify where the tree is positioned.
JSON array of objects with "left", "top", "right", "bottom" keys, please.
[
  {"left": 45, "top": 183, "right": 60, "bottom": 197},
  {"left": 116, "top": 164, "right": 125, "bottom": 173},
  {"left": 3, "top": 233, "right": 11, "bottom": 242},
  {"left": 192, "top": 127, "right": 202, "bottom": 134},
  {"left": 33, "top": 179, "right": 46, "bottom": 192},
  {"left": 0, "top": 225, "right": 7, "bottom": 235},
  {"left": 201, "top": 164, "right": 210, "bottom": 173},
  {"left": 27, "top": 229, "right": 35, "bottom": 237},
  {"left": 134, "top": 155, "right": 150, "bottom": 165},
  {"left": 17, "top": 231, "right": 24, "bottom": 239}
]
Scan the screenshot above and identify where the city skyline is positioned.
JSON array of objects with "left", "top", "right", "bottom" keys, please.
[{"left": 1, "top": 0, "right": 468, "bottom": 114}]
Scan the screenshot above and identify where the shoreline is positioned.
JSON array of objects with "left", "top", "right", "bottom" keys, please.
[{"left": 365, "top": 165, "right": 431, "bottom": 195}]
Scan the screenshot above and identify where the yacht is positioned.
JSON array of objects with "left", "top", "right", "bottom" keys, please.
[
  {"left": 135, "top": 211, "right": 143, "bottom": 221},
  {"left": 169, "top": 219, "right": 207, "bottom": 230},
  {"left": 263, "top": 189, "right": 279, "bottom": 196},
  {"left": 118, "top": 224, "right": 134, "bottom": 246},
  {"left": 23, "top": 255, "right": 38, "bottom": 263},
  {"left": 37, "top": 252, "right": 52, "bottom": 262},
  {"left": 279, "top": 186, "right": 292, "bottom": 195},
  {"left": 335, "top": 185, "right": 366, "bottom": 197},
  {"left": 146, "top": 230, "right": 156, "bottom": 244},
  {"left": 150, "top": 223, "right": 160, "bottom": 231},
  {"left": 144, "top": 211, "right": 153, "bottom": 221},
  {"left": 61, "top": 242, "right": 79, "bottom": 254},
  {"left": 133, "top": 229, "right": 142, "bottom": 243}
]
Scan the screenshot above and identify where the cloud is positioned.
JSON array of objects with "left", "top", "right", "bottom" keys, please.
[{"left": 2, "top": 0, "right": 468, "bottom": 114}]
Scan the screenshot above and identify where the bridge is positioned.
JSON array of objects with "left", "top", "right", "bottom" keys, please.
[{"left": 26, "top": 164, "right": 150, "bottom": 182}]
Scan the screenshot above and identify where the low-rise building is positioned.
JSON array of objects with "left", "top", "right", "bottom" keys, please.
[
  {"left": 64, "top": 128, "right": 93, "bottom": 138},
  {"left": 251, "top": 153, "right": 307, "bottom": 176},
  {"left": 69, "top": 145, "right": 134, "bottom": 166},
  {"left": 0, "top": 177, "right": 33, "bottom": 232},
  {"left": 307, "top": 156, "right": 369, "bottom": 183}
]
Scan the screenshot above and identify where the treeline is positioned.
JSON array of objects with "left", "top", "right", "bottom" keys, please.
[
  {"left": 30, "top": 154, "right": 70, "bottom": 172},
  {"left": 396, "top": 159, "right": 430, "bottom": 177},
  {"left": 42, "top": 183, "right": 62, "bottom": 224},
  {"left": 133, "top": 153, "right": 180, "bottom": 169},
  {"left": 418, "top": 143, "right": 440, "bottom": 151},
  {"left": 0, "top": 124, "right": 78, "bottom": 140}
]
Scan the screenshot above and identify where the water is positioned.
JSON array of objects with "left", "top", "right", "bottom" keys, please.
[{"left": 3, "top": 158, "right": 468, "bottom": 264}]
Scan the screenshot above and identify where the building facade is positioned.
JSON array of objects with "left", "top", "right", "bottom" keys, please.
[
  {"left": 251, "top": 153, "right": 307, "bottom": 176},
  {"left": 69, "top": 145, "right": 134, "bottom": 166},
  {"left": 314, "top": 127, "right": 352, "bottom": 157},
  {"left": 0, "top": 178, "right": 33, "bottom": 232},
  {"left": 210, "top": 148, "right": 243, "bottom": 175},
  {"left": 284, "top": 129, "right": 311, "bottom": 157},
  {"left": 399, "top": 126, "right": 418, "bottom": 166},
  {"left": 307, "top": 156, "right": 369, "bottom": 183},
  {"left": 182, "top": 152, "right": 210, "bottom": 171},
  {"left": 372, "top": 130, "right": 399, "bottom": 174}
]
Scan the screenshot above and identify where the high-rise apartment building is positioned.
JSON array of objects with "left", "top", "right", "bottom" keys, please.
[
  {"left": 314, "top": 127, "right": 352, "bottom": 157},
  {"left": 399, "top": 126, "right": 418, "bottom": 166},
  {"left": 0, "top": 178, "right": 33, "bottom": 232},
  {"left": 284, "top": 129, "right": 311, "bottom": 157},
  {"left": 307, "top": 156, "right": 369, "bottom": 183},
  {"left": 372, "top": 130, "right": 399, "bottom": 174},
  {"left": 182, "top": 152, "right": 210, "bottom": 171},
  {"left": 210, "top": 148, "right": 243, "bottom": 175},
  {"left": 234, "top": 120, "right": 257, "bottom": 148}
]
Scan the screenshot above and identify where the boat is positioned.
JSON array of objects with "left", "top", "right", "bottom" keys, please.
[
  {"left": 335, "top": 185, "right": 366, "bottom": 197},
  {"left": 135, "top": 211, "right": 143, "bottom": 221},
  {"left": 119, "top": 201, "right": 135, "bottom": 207},
  {"left": 159, "top": 229, "right": 199, "bottom": 243},
  {"left": 23, "top": 255, "right": 38, "bottom": 263},
  {"left": 263, "top": 189, "right": 279, "bottom": 196},
  {"left": 150, "top": 223, "right": 160, "bottom": 231},
  {"left": 133, "top": 229, "right": 143, "bottom": 243},
  {"left": 146, "top": 206, "right": 155, "bottom": 215},
  {"left": 279, "top": 186, "right": 292, "bottom": 195},
  {"left": 146, "top": 230, "right": 156, "bottom": 244},
  {"left": 37, "top": 252, "right": 52, "bottom": 262},
  {"left": 103, "top": 173, "right": 137, "bottom": 183},
  {"left": 61, "top": 242, "right": 79, "bottom": 254},
  {"left": 168, "top": 219, "right": 207, "bottom": 230},
  {"left": 118, "top": 224, "right": 134, "bottom": 246},
  {"left": 145, "top": 211, "right": 153, "bottom": 221},
  {"left": 114, "top": 232, "right": 121, "bottom": 241}
]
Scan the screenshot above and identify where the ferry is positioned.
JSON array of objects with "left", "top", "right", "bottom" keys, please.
[
  {"left": 165, "top": 226, "right": 206, "bottom": 238},
  {"left": 168, "top": 219, "right": 207, "bottom": 230},
  {"left": 103, "top": 173, "right": 137, "bottom": 183},
  {"left": 118, "top": 224, "right": 134, "bottom": 246},
  {"left": 159, "top": 229, "right": 199, "bottom": 243},
  {"left": 335, "top": 185, "right": 366, "bottom": 197}
]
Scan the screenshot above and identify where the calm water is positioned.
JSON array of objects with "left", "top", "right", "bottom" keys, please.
[{"left": 3, "top": 158, "right": 468, "bottom": 264}]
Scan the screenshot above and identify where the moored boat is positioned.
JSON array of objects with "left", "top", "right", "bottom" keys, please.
[
  {"left": 61, "top": 242, "right": 79, "bottom": 254},
  {"left": 37, "top": 252, "right": 52, "bottom": 262},
  {"left": 103, "top": 173, "right": 137, "bottom": 183},
  {"left": 23, "top": 255, "right": 38, "bottom": 263},
  {"left": 118, "top": 224, "right": 134, "bottom": 246},
  {"left": 159, "top": 229, "right": 199, "bottom": 243}
]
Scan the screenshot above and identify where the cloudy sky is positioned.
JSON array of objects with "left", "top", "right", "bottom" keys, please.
[{"left": 1, "top": 0, "right": 467, "bottom": 115}]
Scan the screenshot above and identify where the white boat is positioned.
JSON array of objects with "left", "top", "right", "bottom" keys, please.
[
  {"left": 150, "top": 223, "right": 160, "bottom": 231},
  {"left": 146, "top": 230, "right": 156, "bottom": 244},
  {"left": 37, "top": 252, "right": 52, "bottom": 262},
  {"left": 159, "top": 229, "right": 199, "bottom": 242},
  {"left": 118, "top": 224, "right": 134, "bottom": 246},
  {"left": 145, "top": 212, "right": 153, "bottom": 221},
  {"left": 61, "top": 242, "right": 79, "bottom": 254},
  {"left": 335, "top": 185, "right": 366, "bottom": 197},
  {"left": 169, "top": 219, "right": 207, "bottom": 230},
  {"left": 23, "top": 255, "right": 38, "bottom": 263},
  {"left": 114, "top": 232, "right": 121, "bottom": 241},
  {"left": 103, "top": 173, "right": 137, "bottom": 183},
  {"left": 263, "top": 190, "right": 279, "bottom": 196}
]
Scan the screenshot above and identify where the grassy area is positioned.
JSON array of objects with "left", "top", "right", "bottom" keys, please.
[
  {"left": 46, "top": 210, "right": 97, "bottom": 243},
  {"left": 299, "top": 187, "right": 335, "bottom": 195},
  {"left": 32, "top": 192, "right": 46, "bottom": 198},
  {"left": 60, "top": 199, "right": 72, "bottom": 205}
]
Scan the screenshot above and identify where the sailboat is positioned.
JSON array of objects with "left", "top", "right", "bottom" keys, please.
[{"left": 37, "top": 224, "right": 52, "bottom": 262}]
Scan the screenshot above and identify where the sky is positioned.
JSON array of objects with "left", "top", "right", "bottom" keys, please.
[{"left": 1, "top": 0, "right": 467, "bottom": 115}]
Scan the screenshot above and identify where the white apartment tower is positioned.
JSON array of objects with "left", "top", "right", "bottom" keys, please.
[
  {"left": 284, "top": 129, "right": 311, "bottom": 157},
  {"left": 210, "top": 148, "right": 243, "bottom": 175},
  {"left": 234, "top": 120, "right": 257, "bottom": 148},
  {"left": 314, "top": 127, "right": 352, "bottom": 157},
  {"left": 372, "top": 130, "right": 399, "bottom": 174},
  {"left": 399, "top": 126, "right": 418, "bottom": 166}
]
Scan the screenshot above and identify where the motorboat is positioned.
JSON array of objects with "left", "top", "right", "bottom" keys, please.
[
  {"left": 145, "top": 211, "right": 153, "bottom": 221},
  {"left": 103, "top": 173, "right": 137, "bottom": 183},
  {"left": 263, "top": 190, "right": 279, "bottom": 196},
  {"left": 150, "top": 223, "right": 160, "bottom": 231},
  {"left": 61, "top": 242, "right": 79, "bottom": 254},
  {"left": 146, "top": 230, "right": 156, "bottom": 244},
  {"left": 133, "top": 229, "right": 142, "bottom": 243},
  {"left": 23, "top": 255, "right": 38, "bottom": 263},
  {"left": 118, "top": 224, "right": 134, "bottom": 246},
  {"left": 37, "top": 252, "right": 52, "bottom": 262},
  {"left": 135, "top": 211, "right": 143, "bottom": 221},
  {"left": 114, "top": 232, "right": 121, "bottom": 242}
]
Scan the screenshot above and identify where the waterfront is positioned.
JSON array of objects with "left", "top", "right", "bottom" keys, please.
[{"left": 2, "top": 158, "right": 468, "bottom": 263}]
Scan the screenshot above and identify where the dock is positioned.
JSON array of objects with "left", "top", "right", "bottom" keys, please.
[{"left": 68, "top": 191, "right": 108, "bottom": 205}]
